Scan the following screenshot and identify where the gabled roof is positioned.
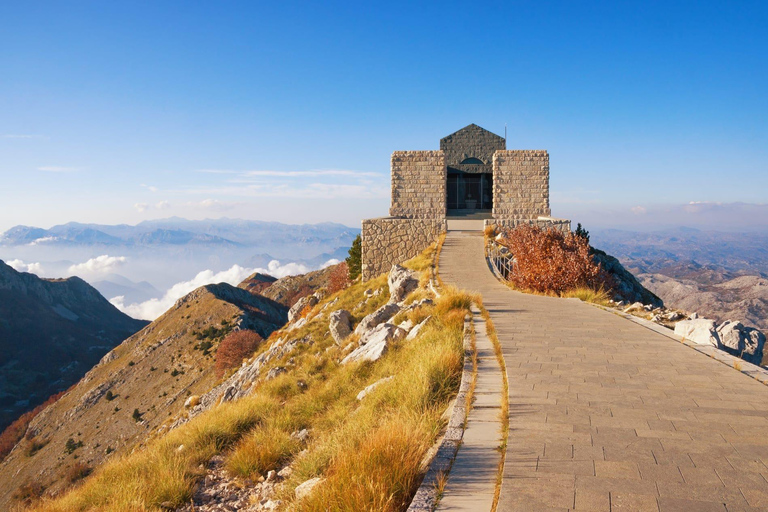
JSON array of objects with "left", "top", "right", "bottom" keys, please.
[{"left": 440, "top": 123, "right": 505, "bottom": 144}]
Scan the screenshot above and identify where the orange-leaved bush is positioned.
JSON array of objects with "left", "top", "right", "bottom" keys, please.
[
  {"left": 215, "top": 330, "right": 262, "bottom": 378},
  {"left": 327, "top": 261, "right": 351, "bottom": 294},
  {"left": 0, "top": 389, "right": 67, "bottom": 463},
  {"left": 498, "top": 225, "right": 609, "bottom": 295}
]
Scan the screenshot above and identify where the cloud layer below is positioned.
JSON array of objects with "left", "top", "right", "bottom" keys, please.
[{"left": 110, "top": 259, "right": 338, "bottom": 321}]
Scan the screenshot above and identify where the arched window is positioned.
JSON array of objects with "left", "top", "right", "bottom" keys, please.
[{"left": 460, "top": 157, "right": 484, "bottom": 165}]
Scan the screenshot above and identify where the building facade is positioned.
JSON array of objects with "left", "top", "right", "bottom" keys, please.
[{"left": 362, "top": 124, "right": 570, "bottom": 280}]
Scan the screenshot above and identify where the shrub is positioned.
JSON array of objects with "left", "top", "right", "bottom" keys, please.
[
  {"left": 132, "top": 409, "right": 143, "bottom": 422},
  {"left": 66, "top": 461, "right": 92, "bottom": 483},
  {"left": 327, "top": 262, "right": 351, "bottom": 294},
  {"left": 499, "top": 225, "right": 607, "bottom": 295},
  {"left": 12, "top": 480, "right": 44, "bottom": 505},
  {"left": 215, "top": 330, "right": 262, "bottom": 378},
  {"left": 65, "top": 438, "right": 83, "bottom": 454},
  {"left": 346, "top": 234, "right": 362, "bottom": 280}
]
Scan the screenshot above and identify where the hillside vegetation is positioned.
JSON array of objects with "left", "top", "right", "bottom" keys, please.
[
  {"left": 15, "top": 243, "right": 469, "bottom": 511},
  {"left": 0, "top": 279, "right": 294, "bottom": 508}
]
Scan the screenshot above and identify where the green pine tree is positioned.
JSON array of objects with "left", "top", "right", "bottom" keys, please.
[{"left": 346, "top": 234, "right": 362, "bottom": 280}]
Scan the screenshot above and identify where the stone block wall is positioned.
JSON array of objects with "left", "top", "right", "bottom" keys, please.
[
  {"left": 390, "top": 151, "right": 446, "bottom": 219},
  {"left": 440, "top": 123, "right": 506, "bottom": 172},
  {"left": 361, "top": 217, "right": 447, "bottom": 280},
  {"left": 492, "top": 150, "right": 551, "bottom": 219},
  {"left": 484, "top": 217, "right": 571, "bottom": 235}
]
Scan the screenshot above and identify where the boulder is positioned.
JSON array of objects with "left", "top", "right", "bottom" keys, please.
[
  {"left": 342, "top": 323, "right": 406, "bottom": 364},
  {"left": 357, "top": 376, "right": 394, "bottom": 400},
  {"left": 674, "top": 319, "right": 720, "bottom": 347},
  {"left": 717, "top": 320, "right": 766, "bottom": 364},
  {"left": 288, "top": 294, "right": 319, "bottom": 323},
  {"left": 388, "top": 265, "right": 419, "bottom": 303},
  {"left": 406, "top": 315, "right": 432, "bottom": 341},
  {"left": 329, "top": 309, "right": 352, "bottom": 344},
  {"left": 354, "top": 303, "right": 400, "bottom": 336},
  {"left": 295, "top": 477, "right": 323, "bottom": 500}
]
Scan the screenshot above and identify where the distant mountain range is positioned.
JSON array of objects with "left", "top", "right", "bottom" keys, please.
[
  {"left": 0, "top": 217, "right": 359, "bottom": 251},
  {"left": 592, "top": 228, "right": 768, "bottom": 331},
  {"left": 0, "top": 261, "right": 148, "bottom": 431}
]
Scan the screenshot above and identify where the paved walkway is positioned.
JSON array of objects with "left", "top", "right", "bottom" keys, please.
[
  {"left": 439, "top": 230, "right": 768, "bottom": 512},
  {"left": 438, "top": 306, "right": 504, "bottom": 511}
]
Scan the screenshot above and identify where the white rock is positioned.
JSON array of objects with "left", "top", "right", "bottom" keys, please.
[
  {"left": 343, "top": 324, "right": 406, "bottom": 364},
  {"left": 356, "top": 376, "right": 394, "bottom": 400},
  {"left": 295, "top": 477, "right": 323, "bottom": 500},
  {"left": 288, "top": 295, "right": 318, "bottom": 323},
  {"left": 674, "top": 319, "right": 720, "bottom": 347},
  {"left": 388, "top": 264, "right": 419, "bottom": 303},
  {"left": 717, "top": 320, "right": 766, "bottom": 364},
  {"left": 623, "top": 302, "right": 644, "bottom": 314},
  {"left": 329, "top": 309, "right": 353, "bottom": 344},
  {"left": 406, "top": 315, "right": 432, "bottom": 341},
  {"left": 398, "top": 319, "right": 414, "bottom": 331},
  {"left": 354, "top": 303, "right": 400, "bottom": 335}
]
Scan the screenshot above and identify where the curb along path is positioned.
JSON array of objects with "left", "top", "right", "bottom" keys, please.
[
  {"left": 440, "top": 229, "right": 768, "bottom": 512},
  {"left": 436, "top": 306, "right": 504, "bottom": 511}
]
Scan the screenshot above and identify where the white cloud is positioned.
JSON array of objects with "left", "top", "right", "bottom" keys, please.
[
  {"left": 134, "top": 202, "right": 149, "bottom": 212},
  {"left": 27, "top": 236, "right": 57, "bottom": 246},
  {"left": 7, "top": 259, "right": 43, "bottom": 274},
  {"left": 111, "top": 259, "right": 338, "bottom": 321},
  {"left": 197, "top": 169, "right": 380, "bottom": 178},
  {"left": 3, "top": 134, "right": 45, "bottom": 139},
  {"left": 37, "top": 166, "right": 80, "bottom": 172},
  {"left": 631, "top": 206, "right": 647, "bottom": 215},
  {"left": 69, "top": 255, "right": 127, "bottom": 275},
  {"left": 156, "top": 200, "right": 170, "bottom": 210},
  {"left": 141, "top": 184, "right": 159, "bottom": 193}
]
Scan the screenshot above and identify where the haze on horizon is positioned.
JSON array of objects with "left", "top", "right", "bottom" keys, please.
[{"left": 1, "top": 1, "right": 767, "bottom": 232}]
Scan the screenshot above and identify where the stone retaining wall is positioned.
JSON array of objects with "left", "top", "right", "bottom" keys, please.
[
  {"left": 484, "top": 217, "right": 571, "bottom": 234},
  {"left": 390, "top": 151, "right": 446, "bottom": 219},
  {"left": 492, "top": 150, "right": 551, "bottom": 219},
  {"left": 361, "top": 217, "right": 447, "bottom": 280}
]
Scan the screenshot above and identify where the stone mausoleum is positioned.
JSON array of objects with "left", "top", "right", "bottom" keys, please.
[{"left": 361, "top": 124, "right": 570, "bottom": 280}]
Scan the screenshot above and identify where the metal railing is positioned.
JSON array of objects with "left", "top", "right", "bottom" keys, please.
[{"left": 487, "top": 240, "right": 516, "bottom": 281}]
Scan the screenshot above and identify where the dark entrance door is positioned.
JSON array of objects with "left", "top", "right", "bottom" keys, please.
[{"left": 447, "top": 172, "right": 492, "bottom": 211}]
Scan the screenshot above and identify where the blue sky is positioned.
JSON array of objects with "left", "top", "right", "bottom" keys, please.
[{"left": 1, "top": 1, "right": 767, "bottom": 231}]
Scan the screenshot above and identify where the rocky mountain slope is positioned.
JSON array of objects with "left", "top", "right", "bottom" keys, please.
[
  {"left": 0, "top": 267, "right": 330, "bottom": 508},
  {"left": 638, "top": 270, "right": 768, "bottom": 332},
  {"left": 0, "top": 260, "right": 148, "bottom": 431}
]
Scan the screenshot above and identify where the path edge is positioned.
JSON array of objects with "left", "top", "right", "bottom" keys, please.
[{"left": 591, "top": 303, "right": 768, "bottom": 386}]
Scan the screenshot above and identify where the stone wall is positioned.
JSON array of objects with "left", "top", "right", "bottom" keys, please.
[
  {"left": 361, "top": 217, "right": 447, "bottom": 280},
  {"left": 492, "top": 150, "right": 551, "bottom": 219},
  {"left": 484, "top": 217, "right": 571, "bottom": 235},
  {"left": 440, "top": 124, "right": 506, "bottom": 173},
  {"left": 390, "top": 151, "right": 446, "bottom": 219}
]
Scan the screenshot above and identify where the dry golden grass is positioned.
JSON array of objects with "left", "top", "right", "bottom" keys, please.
[
  {"left": 30, "top": 241, "right": 470, "bottom": 512},
  {"left": 560, "top": 286, "right": 612, "bottom": 306}
]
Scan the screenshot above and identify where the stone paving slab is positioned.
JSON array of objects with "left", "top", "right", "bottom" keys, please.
[
  {"left": 439, "top": 231, "right": 768, "bottom": 512},
  {"left": 438, "top": 309, "right": 504, "bottom": 511}
]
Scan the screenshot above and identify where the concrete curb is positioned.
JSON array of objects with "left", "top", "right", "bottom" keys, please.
[
  {"left": 594, "top": 304, "right": 768, "bottom": 386},
  {"left": 407, "top": 314, "right": 474, "bottom": 511}
]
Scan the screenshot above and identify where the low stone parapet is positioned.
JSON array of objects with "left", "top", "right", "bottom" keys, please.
[
  {"left": 483, "top": 216, "right": 571, "bottom": 234},
  {"left": 361, "top": 217, "right": 446, "bottom": 280}
]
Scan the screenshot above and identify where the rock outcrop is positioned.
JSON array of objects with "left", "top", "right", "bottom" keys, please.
[
  {"left": 354, "top": 303, "right": 400, "bottom": 336},
  {"left": 388, "top": 264, "right": 419, "bottom": 303},
  {"left": 329, "top": 309, "right": 352, "bottom": 344},
  {"left": 716, "top": 320, "right": 766, "bottom": 364},
  {"left": 342, "top": 324, "right": 407, "bottom": 364},
  {"left": 674, "top": 319, "right": 720, "bottom": 347}
]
